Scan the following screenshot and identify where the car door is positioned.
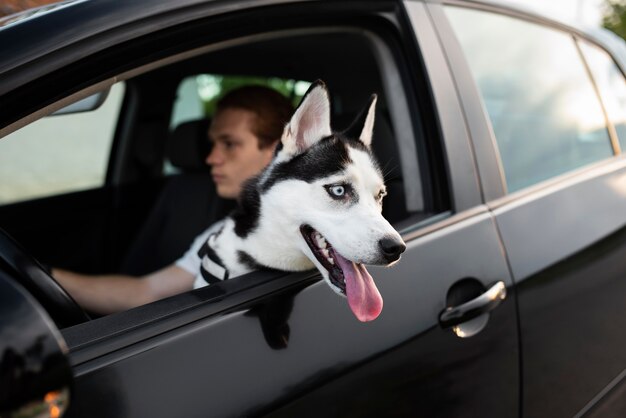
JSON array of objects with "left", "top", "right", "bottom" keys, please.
[
  {"left": 1, "top": 1, "right": 519, "bottom": 417},
  {"left": 59, "top": 2, "right": 518, "bottom": 417},
  {"left": 437, "top": 3, "right": 626, "bottom": 417}
]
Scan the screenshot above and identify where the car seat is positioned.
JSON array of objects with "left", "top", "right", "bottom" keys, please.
[{"left": 120, "top": 119, "right": 235, "bottom": 276}]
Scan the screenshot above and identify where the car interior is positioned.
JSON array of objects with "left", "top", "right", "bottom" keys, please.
[{"left": 0, "top": 26, "right": 444, "bottom": 334}]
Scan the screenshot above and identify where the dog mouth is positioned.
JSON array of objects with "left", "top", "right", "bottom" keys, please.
[
  {"left": 300, "top": 224, "right": 383, "bottom": 322},
  {"left": 300, "top": 225, "right": 345, "bottom": 293}
]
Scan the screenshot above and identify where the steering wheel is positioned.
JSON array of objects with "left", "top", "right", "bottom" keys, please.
[{"left": 0, "top": 228, "right": 89, "bottom": 328}]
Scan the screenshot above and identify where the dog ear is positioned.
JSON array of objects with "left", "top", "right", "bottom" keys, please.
[
  {"left": 342, "top": 94, "right": 377, "bottom": 148},
  {"left": 281, "top": 80, "right": 331, "bottom": 156}
]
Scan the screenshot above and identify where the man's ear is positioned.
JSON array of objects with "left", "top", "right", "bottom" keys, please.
[
  {"left": 280, "top": 80, "right": 331, "bottom": 157},
  {"left": 342, "top": 94, "right": 377, "bottom": 148}
]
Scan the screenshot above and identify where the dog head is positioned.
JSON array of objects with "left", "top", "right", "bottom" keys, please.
[{"left": 260, "top": 81, "right": 406, "bottom": 322}]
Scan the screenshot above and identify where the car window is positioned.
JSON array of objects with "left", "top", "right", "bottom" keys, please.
[
  {"left": 445, "top": 7, "right": 615, "bottom": 193},
  {"left": 3, "top": 23, "right": 432, "bottom": 333},
  {"left": 0, "top": 82, "right": 125, "bottom": 204},
  {"left": 166, "top": 74, "right": 310, "bottom": 174},
  {"left": 170, "top": 76, "right": 207, "bottom": 130},
  {"left": 170, "top": 74, "right": 309, "bottom": 129},
  {"left": 579, "top": 39, "right": 626, "bottom": 152}
]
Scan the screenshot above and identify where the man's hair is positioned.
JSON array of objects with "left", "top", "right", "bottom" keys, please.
[{"left": 215, "top": 85, "right": 294, "bottom": 149}]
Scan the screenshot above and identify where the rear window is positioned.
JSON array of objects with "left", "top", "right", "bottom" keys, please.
[
  {"left": 445, "top": 7, "right": 615, "bottom": 193},
  {"left": 170, "top": 74, "right": 310, "bottom": 129},
  {"left": 165, "top": 74, "right": 311, "bottom": 175}
]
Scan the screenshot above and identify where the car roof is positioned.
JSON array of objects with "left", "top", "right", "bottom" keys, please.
[
  {"left": 0, "top": 0, "right": 83, "bottom": 29},
  {"left": 0, "top": 0, "right": 625, "bottom": 89}
]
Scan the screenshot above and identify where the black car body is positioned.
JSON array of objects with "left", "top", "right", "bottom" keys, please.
[{"left": 2, "top": 0, "right": 626, "bottom": 417}]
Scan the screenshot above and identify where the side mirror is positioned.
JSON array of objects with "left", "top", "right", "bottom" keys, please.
[
  {"left": 50, "top": 89, "right": 110, "bottom": 116},
  {"left": 0, "top": 269, "right": 72, "bottom": 418}
]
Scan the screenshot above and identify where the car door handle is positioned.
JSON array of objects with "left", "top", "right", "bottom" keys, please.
[{"left": 439, "top": 281, "right": 507, "bottom": 328}]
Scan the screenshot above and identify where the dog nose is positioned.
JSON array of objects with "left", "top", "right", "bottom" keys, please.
[{"left": 379, "top": 237, "right": 406, "bottom": 262}]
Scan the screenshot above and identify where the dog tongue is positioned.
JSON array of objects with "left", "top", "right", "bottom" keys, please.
[{"left": 334, "top": 251, "right": 383, "bottom": 322}]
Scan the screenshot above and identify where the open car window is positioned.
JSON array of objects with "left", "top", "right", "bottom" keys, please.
[{"left": 0, "top": 20, "right": 447, "bottom": 354}]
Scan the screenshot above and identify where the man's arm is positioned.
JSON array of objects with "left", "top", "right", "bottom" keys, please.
[{"left": 52, "top": 265, "right": 196, "bottom": 315}]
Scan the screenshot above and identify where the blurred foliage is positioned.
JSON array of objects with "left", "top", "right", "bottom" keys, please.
[
  {"left": 200, "top": 75, "right": 307, "bottom": 116},
  {"left": 603, "top": 0, "right": 626, "bottom": 39}
]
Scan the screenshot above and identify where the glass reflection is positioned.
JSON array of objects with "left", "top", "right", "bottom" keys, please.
[{"left": 445, "top": 7, "right": 613, "bottom": 192}]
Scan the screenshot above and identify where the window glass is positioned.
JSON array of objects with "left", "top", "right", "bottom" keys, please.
[
  {"left": 579, "top": 40, "right": 626, "bottom": 151},
  {"left": 170, "top": 74, "right": 310, "bottom": 129},
  {"left": 166, "top": 74, "right": 310, "bottom": 174},
  {"left": 445, "top": 7, "right": 614, "bottom": 192},
  {"left": 0, "top": 83, "right": 125, "bottom": 204}
]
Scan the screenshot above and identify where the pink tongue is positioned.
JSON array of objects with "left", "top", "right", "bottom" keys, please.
[{"left": 333, "top": 251, "right": 383, "bottom": 322}]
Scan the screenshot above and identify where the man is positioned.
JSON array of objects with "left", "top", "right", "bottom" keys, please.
[{"left": 53, "top": 85, "right": 294, "bottom": 315}]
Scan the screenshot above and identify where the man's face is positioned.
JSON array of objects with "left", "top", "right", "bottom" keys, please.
[{"left": 206, "top": 107, "right": 276, "bottom": 199}]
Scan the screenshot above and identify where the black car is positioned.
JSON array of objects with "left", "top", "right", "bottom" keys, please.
[{"left": 2, "top": 0, "right": 626, "bottom": 417}]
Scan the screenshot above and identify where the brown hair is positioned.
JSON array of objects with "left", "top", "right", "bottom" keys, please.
[{"left": 215, "top": 85, "right": 294, "bottom": 149}]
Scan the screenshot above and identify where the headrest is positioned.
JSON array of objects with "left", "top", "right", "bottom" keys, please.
[{"left": 167, "top": 119, "right": 211, "bottom": 172}]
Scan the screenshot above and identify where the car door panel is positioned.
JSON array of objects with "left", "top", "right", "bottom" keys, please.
[
  {"left": 494, "top": 163, "right": 626, "bottom": 280},
  {"left": 65, "top": 211, "right": 518, "bottom": 418},
  {"left": 269, "top": 212, "right": 519, "bottom": 418},
  {"left": 493, "top": 160, "right": 626, "bottom": 417}
]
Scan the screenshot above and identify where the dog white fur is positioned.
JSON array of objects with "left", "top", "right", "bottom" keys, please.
[{"left": 202, "top": 81, "right": 406, "bottom": 321}]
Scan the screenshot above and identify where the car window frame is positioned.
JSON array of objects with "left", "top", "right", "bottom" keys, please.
[
  {"left": 576, "top": 36, "right": 626, "bottom": 154},
  {"left": 36, "top": 12, "right": 452, "bottom": 360}
]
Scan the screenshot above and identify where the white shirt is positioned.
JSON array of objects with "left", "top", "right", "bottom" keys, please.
[{"left": 175, "top": 219, "right": 226, "bottom": 289}]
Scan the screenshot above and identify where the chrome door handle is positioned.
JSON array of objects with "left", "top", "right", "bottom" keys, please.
[{"left": 439, "top": 281, "right": 507, "bottom": 328}]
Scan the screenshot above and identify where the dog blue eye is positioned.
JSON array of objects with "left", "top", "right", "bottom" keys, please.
[
  {"left": 330, "top": 185, "right": 345, "bottom": 196},
  {"left": 325, "top": 184, "right": 351, "bottom": 199},
  {"left": 325, "top": 183, "right": 352, "bottom": 200}
]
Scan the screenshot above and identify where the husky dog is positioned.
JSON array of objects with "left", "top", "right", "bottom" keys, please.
[{"left": 199, "top": 81, "right": 406, "bottom": 322}]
